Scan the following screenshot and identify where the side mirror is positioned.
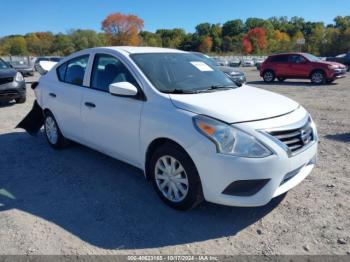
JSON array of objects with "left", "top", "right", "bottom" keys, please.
[{"left": 109, "top": 82, "right": 138, "bottom": 97}]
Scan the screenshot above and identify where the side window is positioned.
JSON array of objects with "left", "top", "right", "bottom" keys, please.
[
  {"left": 56, "top": 55, "right": 89, "bottom": 86},
  {"left": 289, "top": 55, "right": 306, "bottom": 64},
  {"left": 91, "top": 54, "right": 139, "bottom": 92},
  {"left": 271, "top": 55, "right": 288, "bottom": 63}
]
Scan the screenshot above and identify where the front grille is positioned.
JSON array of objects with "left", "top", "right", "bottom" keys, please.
[
  {"left": 269, "top": 118, "right": 314, "bottom": 154},
  {"left": 0, "top": 77, "right": 14, "bottom": 85}
]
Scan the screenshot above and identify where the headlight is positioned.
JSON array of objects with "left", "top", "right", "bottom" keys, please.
[
  {"left": 15, "top": 72, "right": 24, "bottom": 82},
  {"left": 193, "top": 115, "right": 273, "bottom": 158}
]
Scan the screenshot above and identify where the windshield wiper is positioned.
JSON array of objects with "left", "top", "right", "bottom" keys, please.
[
  {"left": 197, "top": 85, "right": 237, "bottom": 93},
  {"left": 162, "top": 89, "right": 198, "bottom": 94}
]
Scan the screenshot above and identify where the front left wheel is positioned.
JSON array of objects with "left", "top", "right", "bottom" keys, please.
[
  {"left": 149, "top": 143, "right": 203, "bottom": 210},
  {"left": 310, "top": 70, "right": 325, "bottom": 84},
  {"left": 44, "top": 112, "right": 69, "bottom": 149}
]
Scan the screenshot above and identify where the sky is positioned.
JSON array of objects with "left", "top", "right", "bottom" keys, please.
[{"left": 1, "top": 0, "right": 350, "bottom": 36}]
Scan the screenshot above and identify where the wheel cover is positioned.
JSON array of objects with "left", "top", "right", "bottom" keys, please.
[
  {"left": 155, "top": 155, "right": 189, "bottom": 203},
  {"left": 264, "top": 72, "right": 273, "bottom": 81},
  {"left": 312, "top": 72, "right": 323, "bottom": 83},
  {"left": 45, "top": 116, "right": 58, "bottom": 145}
]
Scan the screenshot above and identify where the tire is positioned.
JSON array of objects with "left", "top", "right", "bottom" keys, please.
[
  {"left": 263, "top": 70, "right": 275, "bottom": 83},
  {"left": 149, "top": 143, "right": 203, "bottom": 210},
  {"left": 277, "top": 77, "right": 286, "bottom": 82},
  {"left": 44, "top": 111, "right": 69, "bottom": 149},
  {"left": 346, "top": 65, "right": 350, "bottom": 72},
  {"left": 310, "top": 70, "right": 326, "bottom": 85},
  {"left": 15, "top": 96, "right": 26, "bottom": 104}
]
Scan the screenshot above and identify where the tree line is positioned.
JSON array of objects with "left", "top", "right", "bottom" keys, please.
[{"left": 1, "top": 13, "right": 349, "bottom": 57}]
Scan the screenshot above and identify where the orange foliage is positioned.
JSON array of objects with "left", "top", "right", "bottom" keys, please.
[
  {"left": 242, "top": 27, "right": 267, "bottom": 54},
  {"left": 102, "top": 13, "right": 144, "bottom": 46},
  {"left": 273, "top": 30, "right": 290, "bottom": 42},
  {"left": 198, "top": 36, "right": 213, "bottom": 53}
]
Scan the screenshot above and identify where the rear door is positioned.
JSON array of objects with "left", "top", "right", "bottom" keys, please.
[
  {"left": 271, "top": 55, "right": 289, "bottom": 76},
  {"left": 288, "top": 54, "right": 311, "bottom": 77},
  {"left": 46, "top": 55, "right": 89, "bottom": 141}
]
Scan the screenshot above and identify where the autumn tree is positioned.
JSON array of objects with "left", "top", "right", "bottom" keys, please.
[
  {"left": 156, "top": 28, "right": 186, "bottom": 48},
  {"left": 102, "top": 13, "right": 144, "bottom": 46},
  {"left": 140, "top": 31, "right": 162, "bottom": 47},
  {"left": 4, "top": 36, "right": 28, "bottom": 55},
  {"left": 25, "top": 32, "right": 54, "bottom": 55},
  {"left": 242, "top": 27, "right": 267, "bottom": 54},
  {"left": 198, "top": 36, "right": 213, "bottom": 53}
]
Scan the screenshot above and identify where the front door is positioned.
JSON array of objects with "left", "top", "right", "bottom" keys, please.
[
  {"left": 289, "top": 54, "right": 311, "bottom": 78},
  {"left": 81, "top": 53, "right": 144, "bottom": 167}
]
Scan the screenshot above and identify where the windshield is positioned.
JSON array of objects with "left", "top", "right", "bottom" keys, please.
[
  {"left": 303, "top": 53, "right": 321, "bottom": 62},
  {"left": 131, "top": 53, "right": 235, "bottom": 93},
  {"left": 192, "top": 53, "right": 219, "bottom": 67},
  {"left": 0, "top": 59, "right": 10, "bottom": 69}
]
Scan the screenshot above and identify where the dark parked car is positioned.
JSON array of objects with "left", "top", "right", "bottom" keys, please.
[
  {"left": 192, "top": 52, "right": 246, "bottom": 86},
  {"left": 260, "top": 53, "right": 347, "bottom": 84},
  {"left": 34, "top": 56, "right": 62, "bottom": 72},
  {"left": 326, "top": 52, "right": 350, "bottom": 72},
  {"left": 0, "top": 58, "right": 26, "bottom": 103},
  {"left": 9, "top": 56, "right": 35, "bottom": 76}
]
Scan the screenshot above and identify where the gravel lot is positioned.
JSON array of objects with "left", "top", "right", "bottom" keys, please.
[{"left": 0, "top": 69, "right": 349, "bottom": 255}]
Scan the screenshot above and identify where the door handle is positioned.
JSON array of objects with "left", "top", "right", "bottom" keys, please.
[
  {"left": 84, "top": 102, "right": 96, "bottom": 108},
  {"left": 49, "top": 93, "right": 56, "bottom": 98}
]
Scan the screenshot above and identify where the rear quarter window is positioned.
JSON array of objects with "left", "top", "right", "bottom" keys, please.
[{"left": 57, "top": 63, "right": 67, "bottom": 81}]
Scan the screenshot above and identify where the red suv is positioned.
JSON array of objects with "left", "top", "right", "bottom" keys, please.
[{"left": 260, "top": 53, "right": 347, "bottom": 84}]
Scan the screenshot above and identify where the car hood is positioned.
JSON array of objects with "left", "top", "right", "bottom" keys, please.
[
  {"left": 217, "top": 66, "right": 243, "bottom": 75},
  {"left": 316, "top": 61, "right": 346, "bottom": 68},
  {"left": 0, "top": 68, "right": 17, "bottom": 78},
  {"left": 169, "top": 85, "right": 299, "bottom": 123}
]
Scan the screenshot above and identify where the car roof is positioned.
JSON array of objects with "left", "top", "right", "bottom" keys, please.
[
  {"left": 269, "top": 52, "right": 304, "bottom": 57},
  {"left": 104, "top": 46, "right": 187, "bottom": 54}
]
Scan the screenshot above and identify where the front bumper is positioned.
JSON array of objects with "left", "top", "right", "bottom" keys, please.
[
  {"left": 187, "top": 107, "right": 317, "bottom": 207},
  {"left": 0, "top": 81, "right": 26, "bottom": 101},
  {"left": 330, "top": 68, "right": 347, "bottom": 79}
]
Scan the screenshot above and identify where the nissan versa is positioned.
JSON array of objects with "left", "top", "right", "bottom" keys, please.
[{"left": 24, "top": 47, "right": 318, "bottom": 210}]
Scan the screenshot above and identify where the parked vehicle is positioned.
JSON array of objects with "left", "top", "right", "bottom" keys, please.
[
  {"left": 0, "top": 58, "right": 26, "bottom": 103},
  {"left": 255, "top": 58, "right": 266, "bottom": 70},
  {"left": 326, "top": 52, "right": 350, "bottom": 72},
  {"left": 242, "top": 59, "right": 255, "bottom": 67},
  {"left": 24, "top": 47, "right": 317, "bottom": 210},
  {"left": 229, "top": 57, "right": 241, "bottom": 67},
  {"left": 34, "top": 56, "right": 62, "bottom": 72},
  {"left": 9, "top": 56, "right": 35, "bottom": 76},
  {"left": 260, "top": 53, "right": 347, "bottom": 84},
  {"left": 215, "top": 58, "right": 229, "bottom": 67},
  {"left": 192, "top": 52, "right": 246, "bottom": 86}
]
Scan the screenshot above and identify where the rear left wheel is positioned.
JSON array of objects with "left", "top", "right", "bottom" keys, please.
[
  {"left": 263, "top": 70, "right": 275, "bottom": 83},
  {"left": 44, "top": 112, "right": 69, "bottom": 149},
  {"left": 149, "top": 143, "right": 203, "bottom": 210}
]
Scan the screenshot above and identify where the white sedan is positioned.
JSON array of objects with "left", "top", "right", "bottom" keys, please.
[{"left": 31, "top": 47, "right": 317, "bottom": 210}]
